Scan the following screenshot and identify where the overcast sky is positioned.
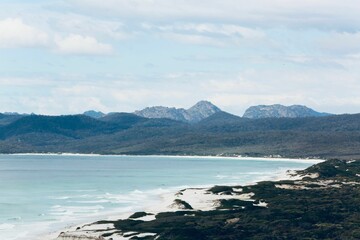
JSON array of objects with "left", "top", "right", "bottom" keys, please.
[{"left": 1, "top": 0, "right": 360, "bottom": 115}]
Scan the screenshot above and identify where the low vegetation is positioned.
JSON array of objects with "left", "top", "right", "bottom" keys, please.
[{"left": 95, "top": 159, "right": 360, "bottom": 239}]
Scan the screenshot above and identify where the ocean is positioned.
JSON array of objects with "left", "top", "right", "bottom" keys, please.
[{"left": 0, "top": 154, "right": 319, "bottom": 239}]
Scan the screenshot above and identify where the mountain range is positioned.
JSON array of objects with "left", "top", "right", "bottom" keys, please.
[
  {"left": 133, "top": 100, "right": 221, "bottom": 123},
  {"left": 83, "top": 102, "right": 330, "bottom": 122},
  {"left": 2, "top": 101, "right": 360, "bottom": 159}
]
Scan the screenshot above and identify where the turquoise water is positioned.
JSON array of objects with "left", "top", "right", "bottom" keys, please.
[{"left": 0, "top": 154, "right": 318, "bottom": 239}]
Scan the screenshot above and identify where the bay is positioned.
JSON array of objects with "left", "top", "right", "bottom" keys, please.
[{"left": 0, "top": 154, "right": 319, "bottom": 239}]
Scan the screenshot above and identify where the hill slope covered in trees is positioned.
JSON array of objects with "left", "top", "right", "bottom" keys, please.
[{"left": 1, "top": 112, "right": 360, "bottom": 159}]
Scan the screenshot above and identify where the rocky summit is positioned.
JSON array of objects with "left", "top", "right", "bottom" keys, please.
[
  {"left": 243, "top": 104, "right": 331, "bottom": 119},
  {"left": 134, "top": 100, "right": 221, "bottom": 123}
]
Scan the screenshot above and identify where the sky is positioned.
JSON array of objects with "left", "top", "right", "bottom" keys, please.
[{"left": 1, "top": 0, "right": 360, "bottom": 115}]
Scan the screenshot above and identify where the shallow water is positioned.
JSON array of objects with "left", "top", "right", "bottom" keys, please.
[{"left": 0, "top": 154, "right": 317, "bottom": 239}]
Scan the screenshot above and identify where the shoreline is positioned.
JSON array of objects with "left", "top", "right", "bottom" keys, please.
[
  {"left": 39, "top": 161, "right": 315, "bottom": 240},
  {"left": 3, "top": 153, "right": 325, "bottom": 164}
]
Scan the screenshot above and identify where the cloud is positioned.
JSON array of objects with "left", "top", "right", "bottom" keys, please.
[
  {"left": 143, "top": 23, "right": 265, "bottom": 39},
  {"left": 50, "top": 13, "right": 131, "bottom": 40},
  {"left": 319, "top": 32, "right": 360, "bottom": 55},
  {"left": 0, "top": 17, "right": 115, "bottom": 55},
  {"left": 142, "top": 23, "right": 265, "bottom": 47},
  {"left": 54, "top": 34, "right": 113, "bottom": 55},
  {"left": 68, "top": 0, "right": 360, "bottom": 30},
  {"left": 0, "top": 18, "right": 48, "bottom": 48}
]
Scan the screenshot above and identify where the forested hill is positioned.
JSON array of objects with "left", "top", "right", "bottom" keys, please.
[{"left": 1, "top": 112, "right": 360, "bottom": 159}]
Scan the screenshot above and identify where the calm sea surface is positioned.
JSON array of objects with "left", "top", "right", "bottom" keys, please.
[{"left": 0, "top": 154, "right": 319, "bottom": 239}]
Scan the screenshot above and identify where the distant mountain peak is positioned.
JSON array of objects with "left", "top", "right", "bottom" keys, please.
[
  {"left": 190, "top": 100, "right": 216, "bottom": 108},
  {"left": 186, "top": 101, "right": 221, "bottom": 122},
  {"left": 243, "top": 104, "right": 332, "bottom": 119},
  {"left": 188, "top": 100, "right": 220, "bottom": 112},
  {"left": 83, "top": 110, "right": 106, "bottom": 119},
  {"left": 134, "top": 100, "right": 221, "bottom": 123}
]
